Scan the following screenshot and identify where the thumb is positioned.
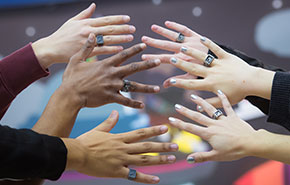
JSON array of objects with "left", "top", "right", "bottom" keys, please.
[
  {"left": 94, "top": 110, "right": 119, "bottom": 132},
  {"left": 205, "top": 97, "right": 222, "bottom": 108},
  {"left": 186, "top": 150, "right": 217, "bottom": 163},
  {"left": 70, "top": 33, "right": 96, "bottom": 65},
  {"left": 72, "top": 3, "right": 96, "bottom": 20}
]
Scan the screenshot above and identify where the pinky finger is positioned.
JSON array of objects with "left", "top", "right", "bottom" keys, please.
[
  {"left": 90, "top": 46, "right": 124, "bottom": 57},
  {"left": 113, "top": 93, "right": 144, "bottom": 109},
  {"left": 142, "top": 54, "right": 173, "bottom": 64},
  {"left": 186, "top": 150, "right": 217, "bottom": 163},
  {"left": 217, "top": 90, "right": 235, "bottom": 116},
  {"left": 121, "top": 167, "right": 160, "bottom": 184}
]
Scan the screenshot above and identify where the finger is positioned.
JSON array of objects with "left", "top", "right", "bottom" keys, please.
[
  {"left": 126, "top": 155, "right": 176, "bottom": 166},
  {"left": 141, "top": 54, "right": 173, "bottom": 64},
  {"left": 94, "top": 110, "right": 119, "bottom": 132},
  {"left": 121, "top": 167, "right": 160, "bottom": 184},
  {"left": 142, "top": 36, "right": 181, "bottom": 53},
  {"left": 120, "top": 125, "right": 168, "bottom": 143},
  {"left": 93, "top": 25, "right": 136, "bottom": 35},
  {"left": 90, "top": 46, "right": 124, "bottom": 56},
  {"left": 118, "top": 59, "right": 161, "bottom": 77},
  {"left": 170, "top": 57, "right": 207, "bottom": 77},
  {"left": 187, "top": 150, "right": 217, "bottom": 163},
  {"left": 101, "top": 35, "right": 134, "bottom": 46},
  {"left": 167, "top": 78, "right": 209, "bottom": 91},
  {"left": 180, "top": 46, "right": 211, "bottom": 66},
  {"left": 106, "top": 43, "right": 146, "bottom": 66},
  {"left": 200, "top": 37, "right": 227, "bottom": 59},
  {"left": 174, "top": 104, "right": 213, "bottom": 127},
  {"left": 217, "top": 90, "right": 235, "bottom": 116},
  {"left": 113, "top": 93, "right": 144, "bottom": 109},
  {"left": 85, "top": 15, "right": 131, "bottom": 27},
  {"left": 70, "top": 33, "right": 96, "bottom": 64},
  {"left": 71, "top": 3, "right": 96, "bottom": 20},
  {"left": 168, "top": 117, "right": 208, "bottom": 139},
  {"left": 127, "top": 142, "right": 178, "bottom": 154},
  {"left": 163, "top": 73, "right": 197, "bottom": 88},
  {"left": 204, "top": 97, "right": 222, "bottom": 109},
  {"left": 151, "top": 24, "right": 179, "bottom": 41},
  {"left": 122, "top": 81, "right": 160, "bottom": 93},
  {"left": 165, "top": 21, "right": 197, "bottom": 37},
  {"left": 190, "top": 94, "right": 225, "bottom": 119}
]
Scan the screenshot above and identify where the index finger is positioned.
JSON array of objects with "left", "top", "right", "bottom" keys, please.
[
  {"left": 120, "top": 125, "right": 168, "bottom": 143},
  {"left": 106, "top": 43, "right": 146, "bottom": 66},
  {"left": 85, "top": 15, "right": 131, "bottom": 27}
]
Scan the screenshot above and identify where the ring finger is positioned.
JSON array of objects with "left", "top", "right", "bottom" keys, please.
[
  {"left": 125, "top": 154, "right": 176, "bottom": 166},
  {"left": 127, "top": 142, "right": 178, "bottom": 154},
  {"left": 93, "top": 25, "right": 136, "bottom": 35},
  {"left": 123, "top": 81, "right": 160, "bottom": 93},
  {"left": 151, "top": 24, "right": 181, "bottom": 41},
  {"left": 100, "top": 35, "right": 134, "bottom": 46}
]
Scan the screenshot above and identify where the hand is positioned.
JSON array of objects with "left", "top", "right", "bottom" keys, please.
[
  {"left": 141, "top": 21, "right": 208, "bottom": 83},
  {"left": 168, "top": 91, "right": 257, "bottom": 163},
  {"left": 164, "top": 37, "right": 275, "bottom": 107},
  {"left": 61, "top": 33, "right": 161, "bottom": 109},
  {"left": 32, "top": 3, "right": 135, "bottom": 69},
  {"left": 66, "top": 111, "right": 178, "bottom": 184}
]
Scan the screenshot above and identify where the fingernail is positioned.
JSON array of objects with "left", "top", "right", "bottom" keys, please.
[
  {"left": 123, "top": 15, "right": 130, "bottom": 22},
  {"left": 129, "top": 26, "right": 136, "bottom": 33},
  {"left": 187, "top": 156, "right": 195, "bottom": 163},
  {"left": 152, "top": 176, "right": 160, "bottom": 183},
  {"left": 175, "top": 104, "right": 182, "bottom": 110},
  {"left": 170, "top": 144, "right": 178, "bottom": 150},
  {"left": 168, "top": 117, "right": 176, "bottom": 123},
  {"left": 127, "top": 35, "right": 134, "bottom": 41},
  {"left": 140, "top": 43, "right": 146, "bottom": 49},
  {"left": 141, "top": 55, "right": 147, "bottom": 60},
  {"left": 200, "top": 36, "right": 206, "bottom": 42},
  {"left": 154, "top": 86, "right": 160, "bottom": 92},
  {"left": 197, "top": 105, "right": 204, "bottom": 112},
  {"left": 154, "top": 59, "right": 161, "bottom": 65},
  {"left": 170, "top": 79, "right": 176, "bottom": 84},
  {"left": 167, "top": 155, "right": 176, "bottom": 162},
  {"left": 142, "top": 36, "right": 149, "bottom": 41},
  {"left": 218, "top": 90, "right": 223, "bottom": 95},
  {"left": 88, "top": 33, "right": 94, "bottom": 43},
  {"left": 140, "top": 103, "right": 145, "bottom": 108},
  {"left": 110, "top": 111, "right": 118, "bottom": 118},
  {"left": 191, "top": 94, "right": 198, "bottom": 100},
  {"left": 181, "top": 46, "right": 188, "bottom": 53},
  {"left": 151, "top": 24, "right": 158, "bottom": 31},
  {"left": 160, "top": 125, "right": 168, "bottom": 132},
  {"left": 170, "top": 57, "right": 177, "bottom": 64}
]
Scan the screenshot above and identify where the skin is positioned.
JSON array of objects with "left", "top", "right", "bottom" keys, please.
[
  {"left": 168, "top": 91, "right": 290, "bottom": 165},
  {"left": 142, "top": 21, "right": 275, "bottom": 108},
  {"left": 31, "top": 3, "right": 135, "bottom": 69}
]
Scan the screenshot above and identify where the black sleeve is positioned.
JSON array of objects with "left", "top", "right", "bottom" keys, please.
[
  {"left": 0, "top": 125, "right": 67, "bottom": 181},
  {"left": 209, "top": 45, "right": 286, "bottom": 115}
]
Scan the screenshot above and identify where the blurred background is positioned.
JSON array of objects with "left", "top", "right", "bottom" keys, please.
[{"left": 0, "top": 0, "right": 290, "bottom": 185}]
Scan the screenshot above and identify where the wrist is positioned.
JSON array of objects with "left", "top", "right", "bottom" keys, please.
[
  {"left": 246, "top": 66, "right": 275, "bottom": 99},
  {"left": 245, "top": 129, "right": 269, "bottom": 157},
  {"left": 31, "top": 37, "right": 54, "bottom": 70},
  {"left": 56, "top": 84, "right": 84, "bottom": 110}
]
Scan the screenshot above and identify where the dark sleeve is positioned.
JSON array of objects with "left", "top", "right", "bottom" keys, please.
[
  {"left": 0, "top": 125, "right": 67, "bottom": 181},
  {"left": 0, "top": 43, "right": 49, "bottom": 119},
  {"left": 209, "top": 45, "right": 286, "bottom": 115}
]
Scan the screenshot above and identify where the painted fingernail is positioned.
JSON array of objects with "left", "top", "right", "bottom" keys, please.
[
  {"left": 218, "top": 90, "right": 223, "bottom": 95},
  {"left": 167, "top": 155, "right": 176, "bottom": 162},
  {"left": 168, "top": 117, "right": 176, "bottom": 123},
  {"left": 170, "top": 79, "right": 176, "bottom": 84},
  {"left": 88, "top": 33, "right": 94, "bottom": 43},
  {"left": 175, "top": 104, "right": 182, "bottom": 110},
  {"left": 197, "top": 105, "right": 204, "bottom": 112},
  {"left": 200, "top": 36, "right": 206, "bottom": 42},
  {"left": 154, "top": 86, "right": 160, "bottom": 92},
  {"left": 181, "top": 46, "right": 188, "bottom": 53},
  {"left": 123, "top": 15, "right": 130, "bottom": 22},
  {"left": 117, "top": 46, "right": 124, "bottom": 51},
  {"left": 152, "top": 176, "right": 160, "bottom": 183},
  {"left": 140, "top": 43, "right": 146, "bottom": 49},
  {"left": 187, "top": 156, "right": 195, "bottom": 163},
  {"left": 160, "top": 125, "right": 168, "bottom": 132},
  {"left": 129, "top": 26, "right": 136, "bottom": 33},
  {"left": 191, "top": 94, "right": 198, "bottom": 100},
  {"left": 170, "top": 144, "right": 178, "bottom": 150},
  {"left": 170, "top": 57, "right": 177, "bottom": 64},
  {"left": 154, "top": 59, "right": 161, "bottom": 65}
]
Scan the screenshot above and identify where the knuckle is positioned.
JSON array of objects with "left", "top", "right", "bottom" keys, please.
[
  {"left": 129, "top": 63, "right": 139, "bottom": 71},
  {"left": 107, "top": 27, "right": 114, "bottom": 34},
  {"left": 143, "top": 143, "right": 153, "bottom": 151},
  {"left": 122, "top": 98, "right": 130, "bottom": 106},
  {"left": 140, "top": 155, "right": 149, "bottom": 164},
  {"left": 137, "top": 129, "right": 147, "bottom": 138},
  {"left": 159, "top": 155, "right": 167, "bottom": 163},
  {"left": 120, "top": 51, "right": 129, "bottom": 58},
  {"left": 103, "top": 17, "right": 111, "bottom": 25}
]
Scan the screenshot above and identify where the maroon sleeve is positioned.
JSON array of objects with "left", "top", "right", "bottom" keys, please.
[{"left": 0, "top": 43, "right": 49, "bottom": 119}]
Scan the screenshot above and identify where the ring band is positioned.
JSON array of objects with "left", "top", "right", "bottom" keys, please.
[
  {"left": 121, "top": 80, "right": 131, "bottom": 92},
  {"left": 212, "top": 109, "right": 223, "bottom": 120},
  {"left": 176, "top": 33, "right": 185, "bottom": 43},
  {"left": 204, "top": 54, "right": 215, "bottom": 67},
  {"left": 128, "top": 168, "right": 137, "bottom": 180},
  {"left": 96, "top": 35, "right": 104, "bottom": 46}
]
